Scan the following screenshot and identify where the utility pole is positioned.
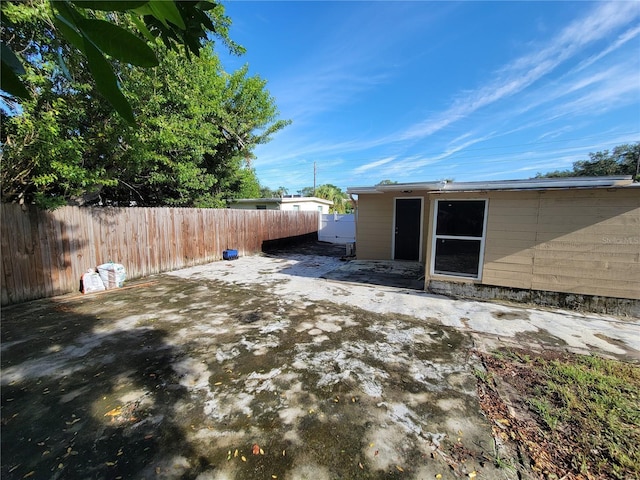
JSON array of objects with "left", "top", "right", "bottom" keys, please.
[{"left": 313, "top": 161, "right": 317, "bottom": 196}]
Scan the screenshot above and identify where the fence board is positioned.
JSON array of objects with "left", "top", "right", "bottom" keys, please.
[{"left": 1, "top": 205, "right": 319, "bottom": 305}]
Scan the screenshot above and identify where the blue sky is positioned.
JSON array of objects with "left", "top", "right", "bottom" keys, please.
[{"left": 218, "top": 1, "right": 640, "bottom": 193}]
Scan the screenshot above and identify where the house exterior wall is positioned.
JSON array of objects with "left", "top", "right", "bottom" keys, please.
[
  {"left": 280, "top": 201, "right": 331, "bottom": 214},
  {"left": 425, "top": 187, "right": 640, "bottom": 300},
  {"left": 228, "top": 199, "right": 331, "bottom": 213},
  {"left": 356, "top": 187, "right": 639, "bottom": 301},
  {"left": 355, "top": 191, "right": 428, "bottom": 261}
]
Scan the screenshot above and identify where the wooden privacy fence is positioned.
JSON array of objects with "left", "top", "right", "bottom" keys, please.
[{"left": 1, "top": 204, "right": 319, "bottom": 305}]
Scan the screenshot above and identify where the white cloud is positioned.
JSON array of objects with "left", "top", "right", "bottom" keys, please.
[
  {"left": 398, "top": 1, "right": 640, "bottom": 141},
  {"left": 352, "top": 156, "right": 396, "bottom": 174},
  {"left": 574, "top": 24, "right": 640, "bottom": 72}
]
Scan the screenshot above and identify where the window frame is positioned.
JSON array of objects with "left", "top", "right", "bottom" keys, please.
[{"left": 430, "top": 198, "right": 488, "bottom": 280}]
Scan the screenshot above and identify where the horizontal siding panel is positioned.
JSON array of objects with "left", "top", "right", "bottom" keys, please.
[
  {"left": 531, "top": 271, "right": 631, "bottom": 288},
  {"left": 535, "top": 232, "right": 640, "bottom": 249},
  {"left": 488, "top": 203, "right": 539, "bottom": 213},
  {"left": 484, "top": 243, "right": 535, "bottom": 255},
  {"left": 489, "top": 198, "right": 540, "bottom": 208},
  {"left": 537, "top": 206, "right": 639, "bottom": 218},
  {"left": 532, "top": 249, "right": 637, "bottom": 261},
  {"left": 534, "top": 257, "right": 639, "bottom": 273},
  {"left": 481, "top": 271, "right": 532, "bottom": 289},
  {"left": 538, "top": 196, "right": 640, "bottom": 208},
  {"left": 486, "top": 215, "right": 538, "bottom": 225},
  {"left": 532, "top": 264, "right": 640, "bottom": 283},
  {"left": 531, "top": 274, "right": 640, "bottom": 299},
  {"left": 533, "top": 241, "right": 639, "bottom": 254},
  {"left": 487, "top": 221, "right": 539, "bottom": 232},
  {"left": 484, "top": 253, "right": 533, "bottom": 265},
  {"left": 535, "top": 223, "right": 639, "bottom": 235},
  {"left": 486, "top": 230, "right": 537, "bottom": 241},
  {"left": 483, "top": 261, "right": 533, "bottom": 273}
]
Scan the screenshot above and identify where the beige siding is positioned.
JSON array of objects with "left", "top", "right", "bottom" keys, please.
[
  {"left": 356, "top": 192, "right": 428, "bottom": 260},
  {"left": 359, "top": 186, "right": 639, "bottom": 299},
  {"left": 482, "top": 192, "right": 538, "bottom": 290},
  {"left": 481, "top": 188, "right": 640, "bottom": 299},
  {"left": 529, "top": 189, "right": 639, "bottom": 298},
  {"left": 356, "top": 193, "right": 394, "bottom": 259}
]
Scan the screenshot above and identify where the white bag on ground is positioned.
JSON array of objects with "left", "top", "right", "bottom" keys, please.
[
  {"left": 97, "top": 263, "right": 126, "bottom": 289},
  {"left": 82, "top": 269, "right": 105, "bottom": 294}
]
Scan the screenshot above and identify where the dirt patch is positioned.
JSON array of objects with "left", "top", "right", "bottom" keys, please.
[{"left": 476, "top": 349, "right": 640, "bottom": 480}]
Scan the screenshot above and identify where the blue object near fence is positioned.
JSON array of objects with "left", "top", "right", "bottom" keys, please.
[{"left": 223, "top": 249, "right": 239, "bottom": 260}]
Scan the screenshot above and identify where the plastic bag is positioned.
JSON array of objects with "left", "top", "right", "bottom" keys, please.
[
  {"left": 82, "top": 269, "right": 106, "bottom": 294},
  {"left": 97, "top": 262, "right": 126, "bottom": 289}
]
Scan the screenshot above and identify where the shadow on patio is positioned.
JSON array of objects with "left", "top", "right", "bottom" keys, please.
[
  {"left": 321, "top": 260, "right": 425, "bottom": 290},
  {"left": 263, "top": 239, "right": 425, "bottom": 290}
]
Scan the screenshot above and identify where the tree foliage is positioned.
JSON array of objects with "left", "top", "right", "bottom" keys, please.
[
  {"left": 258, "top": 186, "right": 288, "bottom": 198},
  {"left": 298, "top": 184, "right": 352, "bottom": 213},
  {"left": 537, "top": 143, "right": 640, "bottom": 181},
  {"left": 1, "top": 3, "right": 290, "bottom": 209},
  {"left": 1, "top": 0, "right": 243, "bottom": 122},
  {"left": 101, "top": 47, "right": 289, "bottom": 207}
]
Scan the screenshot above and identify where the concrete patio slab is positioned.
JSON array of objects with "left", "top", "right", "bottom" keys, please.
[
  {"left": 2, "top": 243, "right": 638, "bottom": 480},
  {"left": 321, "top": 260, "right": 424, "bottom": 290}
]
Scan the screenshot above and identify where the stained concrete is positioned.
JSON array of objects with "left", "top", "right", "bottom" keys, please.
[
  {"left": 322, "top": 260, "right": 424, "bottom": 290},
  {"left": 2, "top": 244, "right": 639, "bottom": 480}
]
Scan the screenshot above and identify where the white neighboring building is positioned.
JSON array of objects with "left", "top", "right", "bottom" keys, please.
[{"left": 228, "top": 196, "right": 333, "bottom": 214}]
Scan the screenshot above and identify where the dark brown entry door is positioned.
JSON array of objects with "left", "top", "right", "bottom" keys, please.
[{"left": 394, "top": 198, "right": 421, "bottom": 260}]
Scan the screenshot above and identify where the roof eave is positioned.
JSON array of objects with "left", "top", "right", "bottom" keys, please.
[{"left": 348, "top": 176, "right": 634, "bottom": 194}]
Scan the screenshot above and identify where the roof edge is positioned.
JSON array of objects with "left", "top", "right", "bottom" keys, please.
[
  {"left": 228, "top": 196, "right": 334, "bottom": 205},
  {"left": 347, "top": 176, "right": 634, "bottom": 194}
]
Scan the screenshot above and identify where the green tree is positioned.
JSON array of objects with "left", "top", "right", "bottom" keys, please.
[
  {"left": 537, "top": 143, "right": 640, "bottom": 181},
  {"left": 1, "top": 0, "right": 242, "bottom": 123},
  {"left": 1, "top": 9, "right": 290, "bottom": 209},
  {"left": 298, "top": 183, "right": 351, "bottom": 213},
  {"left": 100, "top": 45, "right": 289, "bottom": 207},
  {"left": 1, "top": 2, "right": 120, "bottom": 208},
  {"left": 256, "top": 186, "right": 288, "bottom": 198},
  {"left": 376, "top": 179, "right": 398, "bottom": 185}
]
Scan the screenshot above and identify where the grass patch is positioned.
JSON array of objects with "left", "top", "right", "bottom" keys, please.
[{"left": 477, "top": 349, "right": 640, "bottom": 479}]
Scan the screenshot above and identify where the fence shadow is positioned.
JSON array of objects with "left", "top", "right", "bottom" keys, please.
[
  {"left": 1, "top": 206, "right": 89, "bottom": 305},
  {"left": 0, "top": 297, "right": 206, "bottom": 480}
]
